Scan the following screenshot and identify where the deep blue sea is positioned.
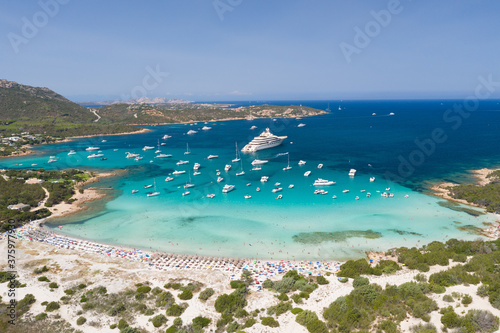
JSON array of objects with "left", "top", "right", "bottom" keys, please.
[{"left": 3, "top": 99, "right": 500, "bottom": 260}]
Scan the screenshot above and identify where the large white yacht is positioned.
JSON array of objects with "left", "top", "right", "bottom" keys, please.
[
  {"left": 241, "top": 128, "right": 287, "bottom": 152},
  {"left": 222, "top": 184, "right": 235, "bottom": 193},
  {"left": 313, "top": 178, "right": 336, "bottom": 186}
]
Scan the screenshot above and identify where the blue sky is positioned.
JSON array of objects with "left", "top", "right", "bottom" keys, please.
[{"left": 1, "top": 0, "right": 500, "bottom": 102}]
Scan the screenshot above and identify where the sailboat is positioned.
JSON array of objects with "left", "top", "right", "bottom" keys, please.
[
  {"left": 155, "top": 140, "right": 161, "bottom": 153},
  {"left": 236, "top": 160, "right": 245, "bottom": 176},
  {"left": 325, "top": 102, "right": 331, "bottom": 112},
  {"left": 184, "top": 172, "right": 194, "bottom": 188},
  {"left": 282, "top": 152, "right": 292, "bottom": 171},
  {"left": 184, "top": 143, "right": 190, "bottom": 155},
  {"left": 232, "top": 142, "right": 241, "bottom": 162},
  {"left": 146, "top": 179, "right": 160, "bottom": 197}
]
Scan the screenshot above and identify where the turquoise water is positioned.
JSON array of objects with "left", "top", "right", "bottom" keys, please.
[{"left": 3, "top": 100, "right": 500, "bottom": 260}]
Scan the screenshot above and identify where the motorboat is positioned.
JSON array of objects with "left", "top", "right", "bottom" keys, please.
[
  {"left": 370, "top": 177, "right": 375, "bottom": 182},
  {"left": 176, "top": 160, "right": 189, "bottom": 165},
  {"left": 132, "top": 190, "right": 139, "bottom": 193},
  {"left": 260, "top": 176, "right": 269, "bottom": 182},
  {"left": 236, "top": 171, "right": 245, "bottom": 176},
  {"left": 48, "top": 159, "right": 57, "bottom": 163},
  {"left": 298, "top": 160, "right": 306, "bottom": 166},
  {"left": 244, "top": 195, "right": 251, "bottom": 199},
  {"left": 224, "top": 164, "right": 231, "bottom": 172},
  {"left": 193, "top": 171, "right": 201, "bottom": 176},
  {"left": 349, "top": 169, "right": 356, "bottom": 177},
  {"left": 202, "top": 126, "right": 212, "bottom": 131},
  {"left": 207, "top": 155, "right": 218, "bottom": 159},
  {"left": 217, "top": 176, "right": 224, "bottom": 183},
  {"left": 250, "top": 125, "right": 258, "bottom": 130},
  {"left": 342, "top": 190, "right": 349, "bottom": 193},
  {"left": 251, "top": 166, "right": 262, "bottom": 171},
  {"left": 134, "top": 156, "right": 143, "bottom": 161},
  {"left": 222, "top": 184, "right": 235, "bottom": 193},
  {"left": 126, "top": 152, "right": 140, "bottom": 159},
  {"left": 68, "top": 150, "right": 76, "bottom": 155},
  {"left": 193, "top": 163, "right": 200, "bottom": 170},
  {"left": 162, "top": 134, "right": 172, "bottom": 140},
  {"left": 297, "top": 123, "right": 306, "bottom": 127},
  {"left": 87, "top": 153, "right": 104, "bottom": 158},
  {"left": 147, "top": 191, "right": 160, "bottom": 197},
  {"left": 251, "top": 159, "right": 268, "bottom": 166},
  {"left": 165, "top": 177, "right": 173, "bottom": 182},
  {"left": 172, "top": 170, "right": 186, "bottom": 175},
  {"left": 241, "top": 128, "right": 287, "bottom": 152},
  {"left": 355, "top": 196, "right": 359, "bottom": 200},
  {"left": 272, "top": 187, "right": 282, "bottom": 193},
  {"left": 182, "top": 191, "right": 190, "bottom": 196},
  {"left": 143, "top": 184, "right": 153, "bottom": 189},
  {"left": 288, "top": 184, "right": 294, "bottom": 189},
  {"left": 206, "top": 194, "right": 215, "bottom": 198},
  {"left": 317, "top": 164, "right": 323, "bottom": 169},
  {"left": 142, "top": 146, "right": 155, "bottom": 151},
  {"left": 276, "top": 194, "right": 283, "bottom": 199},
  {"left": 314, "top": 189, "right": 328, "bottom": 195},
  {"left": 366, "top": 192, "right": 371, "bottom": 197},
  {"left": 332, "top": 195, "right": 337, "bottom": 199},
  {"left": 274, "top": 182, "right": 281, "bottom": 186},
  {"left": 155, "top": 153, "right": 172, "bottom": 158},
  {"left": 187, "top": 130, "right": 198, "bottom": 135},
  {"left": 304, "top": 171, "right": 311, "bottom": 177},
  {"left": 256, "top": 187, "right": 261, "bottom": 192},
  {"left": 85, "top": 146, "right": 100, "bottom": 151}
]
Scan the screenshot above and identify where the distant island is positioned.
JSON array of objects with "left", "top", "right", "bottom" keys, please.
[
  {"left": 78, "top": 96, "right": 194, "bottom": 106},
  {"left": 0, "top": 79, "right": 326, "bottom": 157}
]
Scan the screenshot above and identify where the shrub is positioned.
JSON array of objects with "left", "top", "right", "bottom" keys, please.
[
  {"left": 166, "top": 304, "right": 185, "bottom": 317},
  {"left": 261, "top": 316, "right": 279, "bottom": 327},
  {"left": 178, "top": 289, "right": 193, "bottom": 300},
  {"left": 244, "top": 317, "right": 256, "bottom": 328},
  {"left": 35, "top": 313, "right": 47, "bottom": 320},
  {"left": 117, "top": 319, "right": 128, "bottom": 329},
  {"left": 45, "top": 301, "right": 60, "bottom": 312},
  {"left": 291, "top": 307, "right": 304, "bottom": 315},
  {"left": 192, "top": 316, "right": 211, "bottom": 329},
  {"left": 414, "top": 273, "right": 427, "bottom": 283},
  {"left": 64, "top": 288, "right": 75, "bottom": 295},
  {"left": 337, "top": 259, "right": 372, "bottom": 278},
  {"left": 156, "top": 291, "right": 174, "bottom": 307},
  {"left": 144, "top": 308, "right": 154, "bottom": 316},
  {"left": 462, "top": 294, "right": 473, "bottom": 305},
  {"left": 165, "top": 326, "right": 177, "bottom": 333},
  {"left": 291, "top": 294, "right": 303, "bottom": 304},
  {"left": 173, "top": 317, "right": 182, "bottom": 327},
  {"left": 316, "top": 275, "right": 329, "bottom": 285},
  {"left": 214, "top": 289, "right": 247, "bottom": 314},
  {"left": 17, "top": 293, "right": 36, "bottom": 316},
  {"left": 108, "top": 303, "right": 126, "bottom": 316},
  {"left": 262, "top": 279, "right": 274, "bottom": 289},
  {"left": 171, "top": 283, "right": 182, "bottom": 290},
  {"left": 136, "top": 286, "right": 151, "bottom": 293},
  {"left": 478, "top": 284, "right": 489, "bottom": 297},
  {"left": 33, "top": 266, "right": 49, "bottom": 274},
  {"left": 267, "top": 301, "right": 292, "bottom": 316},
  {"left": 339, "top": 277, "right": 348, "bottom": 283},
  {"left": 38, "top": 276, "right": 49, "bottom": 282},
  {"left": 443, "top": 294, "right": 454, "bottom": 302},
  {"left": 234, "top": 308, "right": 249, "bottom": 318},
  {"left": 199, "top": 288, "right": 214, "bottom": 301},
  {"left": 76, "top": 316, "right": 86, "bottom": 325},
  {"left": 410, "top": 323, "right": 437, "bottom": 333},
  {"left": 230, "top": 280, "right": 246, "bottom": 289},
  {"left": 78, "top": 283, "right": 87, "bottom": 289},
  {"left": 277, "top": 293, "right": 289, "bottom": 301},
  {"left": 296, "top": 310, "right": 319, "bottom": 327},
  {"left": 463, "top": 309, "right": 499, "bottom": 332},
  {"left": 352, "top": 276, "right": 369, "bottom": 288},
  {"left": 151, "top": 314, "right": 167, "bottom": 327},
  {"left": 307, "top": 319, "right": 329, "bottom": 333},
  {"left": 49, "top": 282, "right": 58, "bottom": 289}
]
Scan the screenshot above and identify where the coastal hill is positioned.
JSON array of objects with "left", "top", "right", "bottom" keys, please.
[
  {"left": 98, "top": 103, "right": 326, "bottom": 125},
  {"left": 0, "top": 79, "right": 139, "bottom": 138}
]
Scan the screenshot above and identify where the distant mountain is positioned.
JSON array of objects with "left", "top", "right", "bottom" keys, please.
[
  {"left": 0, "top": 79, "right": 94, "bottom": 123},
  {"left": 79, "top": 96, "right": 194, "bottom": 106},
  {"left": 0, "top": 79, "right": 139, "bottom": 137}
]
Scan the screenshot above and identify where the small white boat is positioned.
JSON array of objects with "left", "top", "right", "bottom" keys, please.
[
  {"left": 367, "top": 193, "right": 371, "bottom": 197},
  {"left": 385, "top": 187, "right": 390, "bottom": 191},
  {"left": 276, "top": 194, "right": 283, "bottom": 199},
  {"left": 274, "top": 182, "right": 281, "bottom": 186},
  {"left": 314, "top": 189, "right": 328, "bottom": 195},
  {"left": 256, "top": 187, "right": 261, "bottom": 192},
  {"left": 184, "top": 143, "right": 190, "bottom": 155},
  {"left": 202, "top": 126, "right": 212, "bottom": 131},
  {"left": 250, "top": 125, "right": 258, "bottom": 130},
  {"left": 160, "top": 143, "right": 167, "bottom": 146},
  {"left": 360, "top": 189, "right": 366, "bottom": 193},
  {"left": 252, "top": 166, "right": 262, "bottom": 171},
  {"left": 217, "top": 176, "right": 224, "bottom": 183},
  {"left": 172, "top": 170, "right": 186, "bottom": 175},
  {"left": 355, "top": 196, "right": 359, "bottom": 200},
  {"left": 87, "top": 153, "right": 104, "bottom": 158},
  {"left": 298, "top": 160, "right": 306, "bottom": 166},
  {"left": 389, "top": 112, "right": 395, "bottom": 116},
  {"left": 68, "top": 150, "right": 76, "bottom": 155},
  {"left": 370, "top": 177, "right": 375, "bottom": 182},
  {"left": 246, "top": 183, "right": 251, "bottom": 186},
  {"left": 147, "top": 191, "right": 160, "bottom": 197},
  {"left": 342, "top": 189, "right": 349, "bottom": 193},
  {"left": 144, "top": 184, "right": 153, "bottom": 189},
  {"left": 251, "top": 159, "right": 268, "bottom": 166},
  {"left": 31, "top": 164, "right": 37, "bottom": 166},
  {"left": 184, "top": 183, "right": 194, "bottom": 188},
  {"left": 349, "top": 169, "right": 357, "bottom": 177},
  {"left": 176, "top": 160, "right": 189, "bottom": 165},
  {"left": 125, "top": 152, "right": 140, "bottom": 159},
  {"left": 132, "top": 190, "right": 139, "bottom": 194},
  {"left": 85, "top": 146, "right": 100, "bottom": 151},
  {"left": 155, "top": 153, "right": 172, "bottom": 158},
  {"left": 260, "top": 176, "right": 269, "bottom": 182},
  {"left": 372, "top": 113, "right": 376, "bottom": 116},
  {"left": 404, "top": 194, "right": 409, "bottom": 198},
  {"left": 304, "top": 171, "right": 311, "bottom": 177},
  {"left": 142, "top": 146, "right": 155, "bottom": 151},
  {"left": 288, "top": 184, "right": 294, "bottom": 189},
  {"left": 48, "top": 159, "right": 57, "bottom": 163},
  {"left": 224, "top": 164, "right": 231, "bottom": 172},
  {"left": 332, "top": 195, "right": 337, "bottom": 199},
  {"left": 155, "top": 149, "right": 161, "bottom": 153},
  {"left": 272, "top": 187, "right": 282, "bottom": 193},
  {"left": 193, "top": 171, "right": 201, "bottom": 176},
  {"left": 187, "top": 130, "right": 198, "bottom": 135},
  {"left": 162, "top": 134, "right": 172, "bottom": 140},
  {"left": 222, "top": 184, "right": 235, "bottom": 193},
  {"left": 134, "top": 156, "right": 143, "bottom": 161},
  {"left": 165, "top": 177, "right": 173, "bottom": 182},
  {"left": 317, "top": 164, "right": 323, "bottom": 169},
  {"left": 182, "top": 191, "right": 190, "bottom": 196},
  {"left": 244, "top": 195, "right": 251, "bottom": 199},
  {"left": 207, "top": 155, "right": 218, "bottom": 159},
  {"left": 232, "top": 142, "right": 241, "bottom": 162},
  {"left": 216, "top": 171, "right": 221, "bottom": 176},
  {"left": 297, "top": 123, "right": 306, "bottom": 127},
  {"left": 193, "top": 163, "right": 200, "bottom": 170},
  {"left": 236, "top": 171, "right": 245, "bottom": 176},
  {"left": 207, "top": 194, "right": 215, "bottom": 198},
  {"left": 101, "top": 140, "right": 107, "bottom": 142}
]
